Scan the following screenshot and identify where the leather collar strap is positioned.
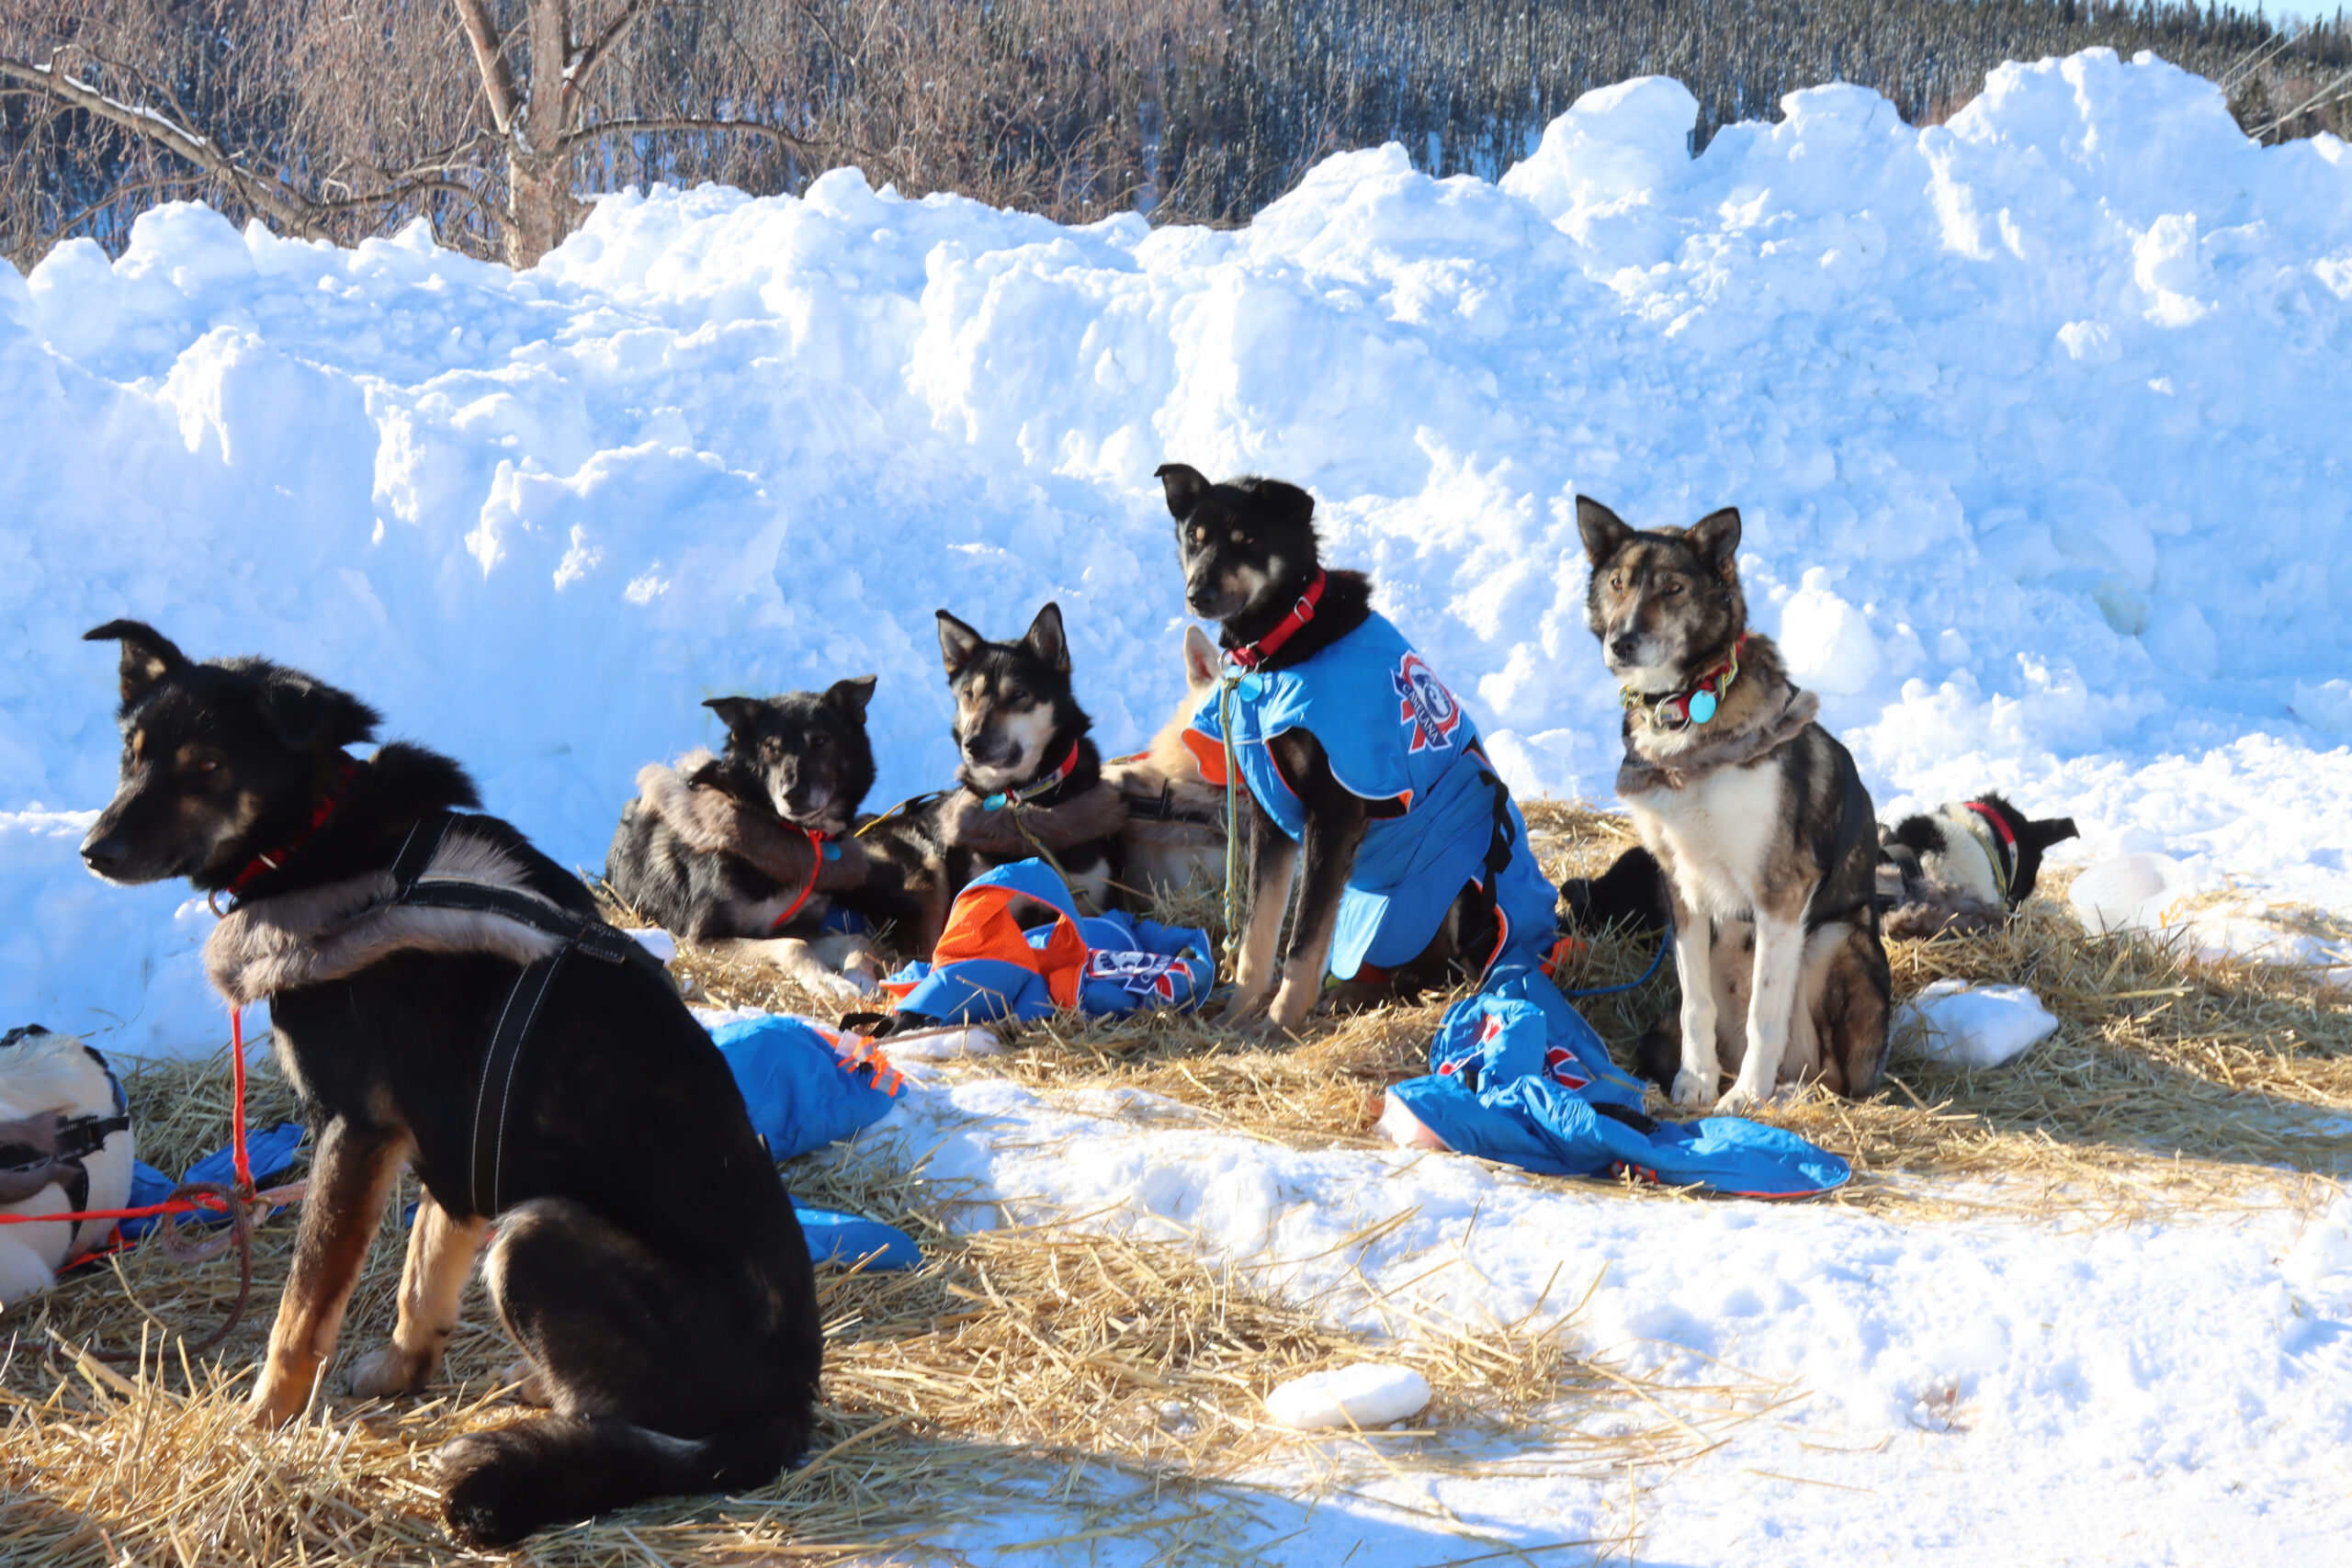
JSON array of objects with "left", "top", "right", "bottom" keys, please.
[
  {"left": 1226, "top": 570, "right": 1329, "bottom": 671},
  {"left": 219, "top": 757, "right": 361, "bottom": 907},
  {"left": 1960, "top": 800, "right": 2018, "bottom": 903},
  {"left": 982, "top": 739, "right": 1081, "bottom": 811},
  {"left": 1623, "top": 635, "right": 1747, "bottom": 732}
]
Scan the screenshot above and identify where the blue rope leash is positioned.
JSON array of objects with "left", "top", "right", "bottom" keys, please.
[{"left": 1555, "top": 919, "right": 1674, "bottom": 998}]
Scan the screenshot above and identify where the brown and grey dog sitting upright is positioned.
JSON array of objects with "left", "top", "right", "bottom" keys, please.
[{"left": 1577, "top": 498, "right": 1892, "bottom": 1111}]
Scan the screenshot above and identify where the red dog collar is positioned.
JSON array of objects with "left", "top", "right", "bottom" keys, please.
[
  {"left": 1226, "top": 570, "right": 1328, "bottom": 671},
  {"left": 219, "top": 757, "right": 360, "bottom": 906},
  {"left": 1960, "top": 799, "right": 2018, "bottom": 900}
]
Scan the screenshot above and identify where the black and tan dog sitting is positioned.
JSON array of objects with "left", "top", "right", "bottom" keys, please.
[
  {"left": 1577, "top": 498, "right": 1892, "bottom": 1111},
  {"left": 608, "top": 680, "right": 896, "bottom": 1001},
  {"left": 1156, "top": 463, "right": 1557, "bottom": 1034},
  {"left": 76, "top": 621, "right": 820, "bottom": 1549},
  {"left": 862, "top": 604, "right": 1126, "bottom": 956}
]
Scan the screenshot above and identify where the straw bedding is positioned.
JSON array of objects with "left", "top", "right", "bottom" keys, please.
[{"left": 5, "top": 797, "right": 2344, "bottom": 1562}]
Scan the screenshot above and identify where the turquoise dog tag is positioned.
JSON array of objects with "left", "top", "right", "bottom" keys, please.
[
  {"left": 1689, "top": 688, "right": 1717, "bottom": 724},
  {"left": 1238, "top": 673, "right": 1266, "bottom": 702}
]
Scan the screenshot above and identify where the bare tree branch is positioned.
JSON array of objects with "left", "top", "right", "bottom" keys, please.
[
  {"left": 448, "top": 0, "right": 521, "bottom": 137},
  {"left": 556, "top": 114, "right": 815, "bottom": 154},
  {"left": 0, "top": 51, "right": 324, "bottom": 237},
  {"left": 568, "top": 0, "right": 663, "bottom": 102}
]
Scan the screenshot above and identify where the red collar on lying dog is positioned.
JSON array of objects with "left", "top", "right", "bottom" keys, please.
[
  {"left": 1623, "top": 635, "right": 1748, "bottom": 732},
  {"left": 1225, "top": 570, "right": 1329, "bottom": 671},
  {"left": 216, "top": 757, "right": 361, "bottom": 908},
  {"left": 1960, "top": 798, "right": 2018, "bottom": 900}
]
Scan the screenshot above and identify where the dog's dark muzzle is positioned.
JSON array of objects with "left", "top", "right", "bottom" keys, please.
[{"left": 79, "top": 830, "right": 130, "bottom": 877}]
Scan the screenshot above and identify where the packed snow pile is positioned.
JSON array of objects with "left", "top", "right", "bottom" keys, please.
[
  {"left": 0, "top": 47, "right": 2348, "bottom": 1052},
  {"left": 1262, "top": 1362, "right": 1433, "bottom": 1429},
  {"left": 1897, "top": 979, "right": 2062, "bottom": 1067}
]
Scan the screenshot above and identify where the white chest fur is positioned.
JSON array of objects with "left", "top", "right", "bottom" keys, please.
[{"left": 1623, "top": 759, "right": 1786, "bottom": 921}]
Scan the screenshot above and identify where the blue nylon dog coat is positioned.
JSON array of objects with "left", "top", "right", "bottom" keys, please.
[
  {"left": 1185, "top": 613, "right": 1558, "bottom": 979},
  {"left": 1389, "top": 973, "right": 1851, "bottom": 1199}
]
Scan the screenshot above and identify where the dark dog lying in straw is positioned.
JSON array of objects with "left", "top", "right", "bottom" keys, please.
[
  {"left": 861, "top": 603, "right": 1126, "bottom": 956},
  {"left": 76, "top": 622, "right": 820, "bottom": 1548},
  {"left": 1577, "top": 498, "right": 1892, "bottom": 1111},
  {"left": 607, "top": 678, "right": 906, "bottom": 1001}
]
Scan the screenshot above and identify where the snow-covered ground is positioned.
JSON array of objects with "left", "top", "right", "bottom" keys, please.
[
  {"left": 847, "top": 1070, "right": 2352, "bottom": 1565},
  {"left": 4, "top": 46, "right": 2350, "bottom": 1562}
]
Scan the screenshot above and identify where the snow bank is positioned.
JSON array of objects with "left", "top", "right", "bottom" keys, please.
[{"left": 3, "top": 48, "right": 2350, "bottom": 1052}]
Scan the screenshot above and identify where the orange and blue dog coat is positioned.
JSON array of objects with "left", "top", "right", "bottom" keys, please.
[
  {"left": 1184, "top": 611, "right": 1559, "bottom": 981},
  {"left": 883, "top": 859, "right": 1214, "bottom": 1023}
]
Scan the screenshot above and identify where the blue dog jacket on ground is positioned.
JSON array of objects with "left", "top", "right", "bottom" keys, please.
[
  {"left": 1185, "top": 612, "right": 1558, "bottom": 979},
  {"left": 1389, "top": 969, "right": 1851, "bottom": 1198},
  {"left": 885, "top": 859, "right": 1215, "bottom": 1024}
]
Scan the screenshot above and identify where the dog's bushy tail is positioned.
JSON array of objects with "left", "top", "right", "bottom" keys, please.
[{"left": 438, "top": 1407, "right": 808, "bottom": 1548}]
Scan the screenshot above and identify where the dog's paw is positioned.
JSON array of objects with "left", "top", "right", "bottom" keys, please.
[
  {"left": 345, "top": 1344, "right": 434, "bottom": 1400},
  {"left": 809, "top": 970, "right": 869, "bottom": 1006},
  {"left": 1713, "top": 1079, "right": 1765, "bottom": 1116},
  {"left": 1670, "top": 1068, "right": 1714, "bottom": 1110}
]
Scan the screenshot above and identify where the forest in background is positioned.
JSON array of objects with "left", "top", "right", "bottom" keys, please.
[{"left": 4, "top": 0, "right": 2348, "bottom": 271}]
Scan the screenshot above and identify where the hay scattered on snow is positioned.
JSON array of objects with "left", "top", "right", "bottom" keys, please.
[{"left": 3, "top": 1045, "right": 1742, "bottom": 1567}]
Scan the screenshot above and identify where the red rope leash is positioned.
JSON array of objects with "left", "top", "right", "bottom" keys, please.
[{"left": 768, "top": 828, "right": 828, "bottom": 932}]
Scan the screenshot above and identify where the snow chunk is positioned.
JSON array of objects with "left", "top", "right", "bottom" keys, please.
[
  {"left": 1777, "top": 569, "right": 1883, "bottom": 696},
  {"left": 1897, "top": 980, "right": 2059, "bottom": 1067},
  {"left": 2068, "top": 852, "right": 2196, "bottom": 936},
  {"left": 1264, "top": 1363, "right": 1432, "bottom": 1429}
]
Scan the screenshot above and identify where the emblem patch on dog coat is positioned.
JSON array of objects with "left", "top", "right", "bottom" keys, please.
[
  {"left": 1087, "top": 948, "right": 1187, "bottom": 1003},
  {"left": 1393, "top": 653, "right": 1464, "bottom": 754}
]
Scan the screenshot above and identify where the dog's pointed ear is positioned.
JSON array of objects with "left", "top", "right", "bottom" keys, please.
[
  {"left": 258, "top": 668, "right": 380, "bottom": 752},
  {"left": 1688, "top": 507, "right": 1742, "bottom": 578},
  {"left": 1575, "top": 498, "right": 1633, "bottom": 568},
  {"left": 1022, "top": 602, "right": 1070, "bottom": 673},
  {"left": 1155, "top": 463, "right": 1210, "bottom": 520},
  {"left": 703, "top": 695, "right": 763, "bottom": 736},
  {"left": 2025, "top": 817, "right": 2080, "bottom": 852},
  {"left": 826, "top": 675, "right": 877, "bottom": 723},
  {"left": 1181, "top": 624, "right": 1219, "bottom": 688},
  {"left": 84, "top": 620, "right": 189, "bottom": 706},
  {"left": 1240, "top": 476, "right": 1317, "bottom": 529},
  {"left": 936, "top": 611, "right": 984, "bottom": 678}
]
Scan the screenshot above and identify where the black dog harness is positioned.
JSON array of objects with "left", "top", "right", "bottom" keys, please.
[
  {"left": 384, "top": 814, "right": 658, "bottom": 1218},
  {"left": 0, "top": 1028, "right": 130, "bottom": 1215}
]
